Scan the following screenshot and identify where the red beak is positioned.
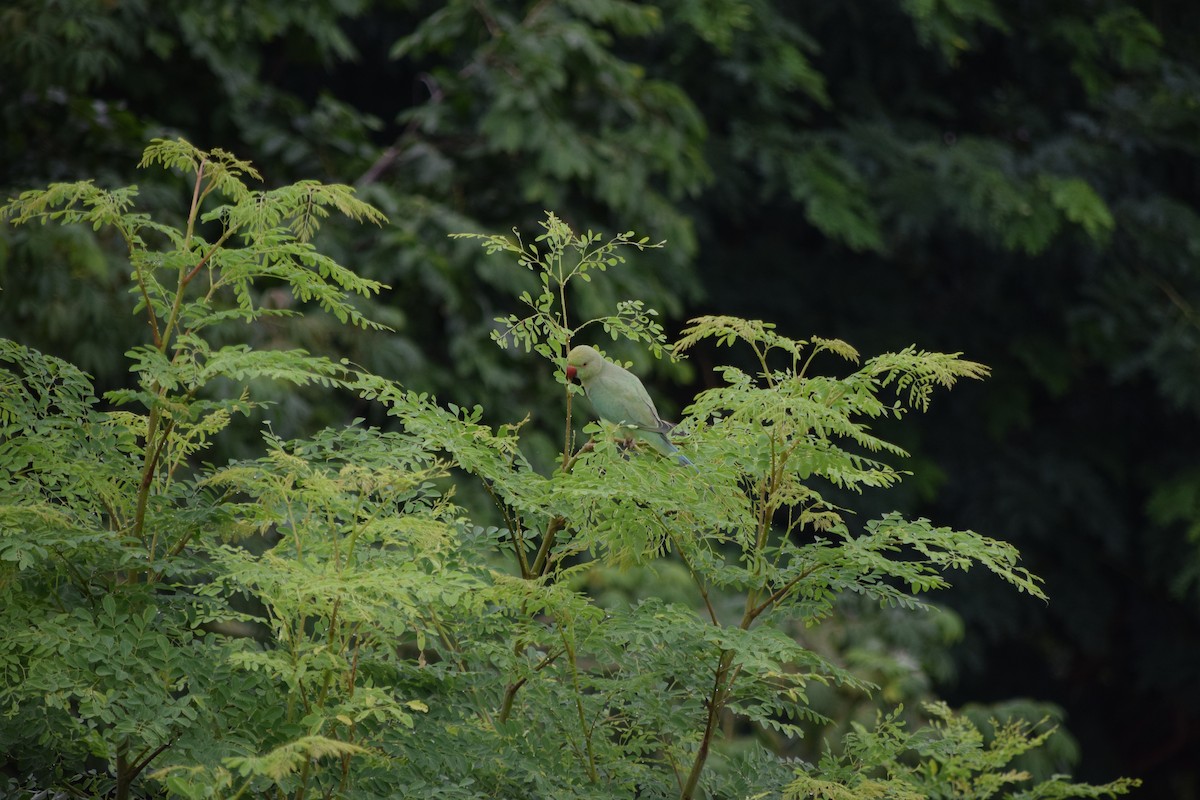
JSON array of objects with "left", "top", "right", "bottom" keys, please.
[{"left": 566, "top": 365, "right": 577, "bottom": 381}]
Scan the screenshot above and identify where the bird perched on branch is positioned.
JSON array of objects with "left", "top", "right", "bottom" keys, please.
[{"left": 565, "top": 344, "right": 695, "bottom": 468}]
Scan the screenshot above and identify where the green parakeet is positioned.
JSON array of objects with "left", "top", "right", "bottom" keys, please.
[{"left": 565, "top": 345, "right": 695, "bottom": 467}]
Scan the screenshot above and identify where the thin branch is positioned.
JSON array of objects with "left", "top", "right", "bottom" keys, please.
[
  {"left": 560, "top": 625, "right": 599, "bottom": 783},
  {"left": 49, "top": 544, "right": 95, "bottom": 607},
  {"left": 531, "top": 515, "right": 566, "bottom": 577},
  {"left": 130, "top": 412, "right": 173, "bottom": 562},
  {"left": 562, "top": 439, "right": 593, "bottom": 474},
  {"left": 480, "top": 477, "right": 527, "bottom": 578},
  {"left": 142, "top": 417, "right": 175, "bottom": 563},
  {"left": 181, "top": 223, "right": 237, "bottom": 288},
  {"left": 497, "top": 676, "right": 528, "bottom": 724},
  {"left": 184, "top": 158, "right": 206, "bottom": 249},
  {"left": 428, "top": 606, "right": 496, "bottom": 728},
  {"left": 664, "top": 524, "right": 719, "bottom": 626},
  {"left": 132, "top": 264, "right": 163, "bottom": 349},
  {"left": 498, "top": 645, "right": 566, "bottom": 724},
  {"left": 679, "top": 650, "right": 735, "bottom": 800},
  {"left": 129, "top": 735, "right": 178, "bottom": 778},
  {"left": 747, "top": 564, "right": 820, "bottom": 623}
]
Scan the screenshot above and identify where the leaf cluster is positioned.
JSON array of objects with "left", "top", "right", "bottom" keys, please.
[{"left": 0, "top": 149, "right": 1136, "bottom": 800}]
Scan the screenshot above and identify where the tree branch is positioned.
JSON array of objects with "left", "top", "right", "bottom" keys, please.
[
  {"left": 679, "top": 650, "right": 735, "bottom": 800},
  {"left": 531, "top": 515, "right": 566, "bottom": 577}
]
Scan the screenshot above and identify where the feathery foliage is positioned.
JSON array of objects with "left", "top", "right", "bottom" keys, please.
[
  {"left": 0, "top": 149, "right": 1135, "bottom": 799},
  {"left": 2, "top": 1, "right": 1197, "bottom": 793}
]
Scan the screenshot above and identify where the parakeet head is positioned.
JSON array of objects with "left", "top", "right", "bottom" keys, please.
[{"left": 565, "top": 345, "right": 604, "bottom": 382}]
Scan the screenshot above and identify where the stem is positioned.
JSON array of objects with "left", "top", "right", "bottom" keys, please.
[
  {"left": 679, "top": 649, "right": 736, "bottom": 800},
  {"left": 678, "top": 444, "right": 792, "bottom": 798},
  {"left": 752, "top": 341, "right": 773, "bottom": 386},
  {"left": 131, "top": 258, "right": 162, "bottom": 350},
  {"left": 663, "top": 523, "right": 718, "bottom": 626},
  {"left": 314, "top": 598, "right": 342, "bottom": 710},
  {"left": 561, "top": 626, "right": 599, "bottom": 783},
  {"left": 798, "top": 346, "right": 821, "bottom": 381},
  {"left": 50, "top": 544, "right": 94, "bottom": 601},
  {"left": 130, "top": 157, "right": 216, "bottom": 557},
  {"left": 228, "top": 778, "right": 254, "bottom": 800},
  {"left": 512, "top": 524, "right": 530, "bottom": 579},
  {"left": 159, "top": 158, "right": 237, "bottom": 351},
  {"left": 130, "top": 410, "right": 172, "bottom": 556},
  {"left": 296, "top": 757, "right": 310, "bottom": 800},
  {"left": 531, "top": 515, "right": 565, "bottom": 577},
  {"left": 142, "top": 417, "right": 177, "bottom": 565},
  {"left": 562, "top": 440, "right": 593, "bottom": 473},
  {"left": 497, "top": 676, "right": 527, "bottom": 724},
  {"left": 428, "top": 607, "right": 496, "bottom": 728},
  {"left": 341, "top": 492, "right": 378, "bottom": 569},
  {"left": 346, "top": 633, "right": 361, "bottom": 695},
  {"left": 747, "top": 564, "right": 819, "bottom": 621},
  {"left": 562, "top": 387, "right": 574, "bottom": 473},
  {"left": 497, "top": 645, "right": 565, "bottom": 724},
  {"left": 129, "top": 737, "right": 177, "bottom": 782},
  {"left": 481, "top": 478, "right": 528, "bottom": 578},
  {"left": 184, "top": 158, "right": 205, "bottom": 247},
  {"left": 115, "top": 740, "right": 131, "bottom": 800},
  {"left": 561, "top": 323, "right": 573, "bottom": 474},
  {"left": 499, "top": 638, "right": 568, "bottom": 724},
  {"left": 113, "top": 734, "right": 176, "bottom": 800},
  {"left": 180, "top": 223, "right": 237, "bottom": 289},
  {"left": 680, "top": 563, "right": 763, "bottom": 799}
]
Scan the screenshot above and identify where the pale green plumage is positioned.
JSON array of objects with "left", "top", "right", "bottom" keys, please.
[{"left": 565, "top": 345, "right": 694, "bottom": 467}]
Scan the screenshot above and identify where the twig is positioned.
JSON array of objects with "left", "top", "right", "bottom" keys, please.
[{"left": 531, "top": 515, "right": 566, "bottom": 577}]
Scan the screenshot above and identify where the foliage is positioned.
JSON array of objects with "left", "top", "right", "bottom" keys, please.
[
  {"left": 786, "top": 702, "right": 1139, "bottom": 800},
  {"left": 1, "top": 151, "right": 1136, "bottom": 800},
  {"left": 4, "top": 0, "right": 1199, "bottom": 795}
]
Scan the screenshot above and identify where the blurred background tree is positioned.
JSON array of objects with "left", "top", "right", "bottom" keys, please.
[{"left": 1, "top": 0, "right": 1197, "bottom": 796}]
